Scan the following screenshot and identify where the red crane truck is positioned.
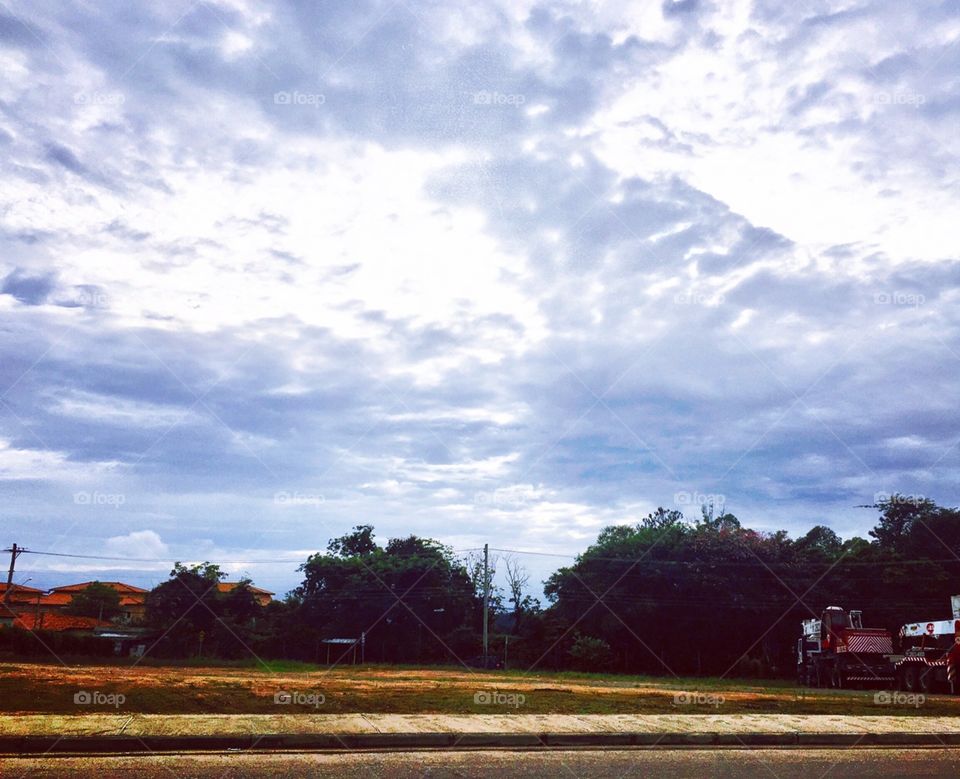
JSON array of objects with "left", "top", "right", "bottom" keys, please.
[{"left": 797, "top": 606, "right": 894, "bottom": 688}]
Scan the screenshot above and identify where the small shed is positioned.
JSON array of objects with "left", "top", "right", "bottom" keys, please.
[
  {"left": 93, "top": 626, "right": 157, "bottom": 657},
  {"left": 320, "top": 635, "right": 364, "bottom": 665}
]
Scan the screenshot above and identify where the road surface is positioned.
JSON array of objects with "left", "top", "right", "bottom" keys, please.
[{"left": 4, "top": 748, "right": 960, "bottom": 777}]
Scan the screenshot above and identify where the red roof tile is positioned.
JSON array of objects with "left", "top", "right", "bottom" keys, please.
[
  {"left": 217, "top": 582, "right": 274, "bottom": 596},
  {"left": 51, "top": 581, "right": 148, "bottom": 594},
  {"left": 0, "top": 583, "right": 44, "bottom": 595},
  {"left": 0, "top": 583, "right": 44, "bottom": 603},
  {"left": 38, "top": 592, "right": 74, "bottom": 607},
  {"left": 8, "top": 612, "right": 113, "bottom": 632}
]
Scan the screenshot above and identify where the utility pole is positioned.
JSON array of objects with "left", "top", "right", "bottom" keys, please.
[
  {"left": 3, "top": 544, "right": 25, "bottom": 606},
  {"left": 482, "top": 543, "right": 489, "bottom": 665}
]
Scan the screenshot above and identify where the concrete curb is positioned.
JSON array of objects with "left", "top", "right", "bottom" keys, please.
[{"left": 5, "top": 732, "right": 960, "bottom": 754}]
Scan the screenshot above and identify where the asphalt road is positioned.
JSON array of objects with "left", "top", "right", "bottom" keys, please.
[{"left": 4, "top": 748, "right": 960, "bottom": 778}]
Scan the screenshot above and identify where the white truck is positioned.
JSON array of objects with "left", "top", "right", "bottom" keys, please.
[{"left": 891, "top": 595, "right": 960, "bottom": 694}]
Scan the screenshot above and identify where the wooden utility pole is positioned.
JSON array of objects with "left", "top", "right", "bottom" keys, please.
[
  {"left": 3, "top": 544, "right": 24, "bottom": 606},
  {"left": 482, "top": 543, "right": 489, "bottom": 664}
]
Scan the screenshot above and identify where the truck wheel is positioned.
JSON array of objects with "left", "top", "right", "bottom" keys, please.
[{"left": 903, "top": 665, "right": 919, "bottom": 693}]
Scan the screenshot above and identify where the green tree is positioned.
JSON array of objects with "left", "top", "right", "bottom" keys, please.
[
  {"left": 868, "top": 495, "right": 939, "bottom": 553},
  {"left": 327, "top": 525, "right": 377, "bottom": 558},
  {"left": 144, "top": 562, "right": 261, "bottom": 659},
  {"left": 794, "top": 525, "right": 842, "bottom": 561},
  {"left": 295, "top": 528, "right": 481, "bottom": 664},
  {"left": 64, "top": 582, "right": 121, "bottom": 620}
]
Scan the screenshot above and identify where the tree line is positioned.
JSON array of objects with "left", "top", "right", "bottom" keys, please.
[{"left": 100, "top": 496, "right": 960, "bottom": 675}]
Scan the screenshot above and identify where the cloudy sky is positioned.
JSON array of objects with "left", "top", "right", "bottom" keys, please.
[{"left": 1, "top": 0, "right": 958, "bottom": 596}]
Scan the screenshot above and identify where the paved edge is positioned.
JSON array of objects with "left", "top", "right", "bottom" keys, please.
[{"left": 4, "top": 732, "right": 960, "bottom": 754}]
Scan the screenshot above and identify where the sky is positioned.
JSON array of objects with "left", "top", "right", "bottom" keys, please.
[{"left": 1, "top": 0, "right": 959, "bottom": 598}]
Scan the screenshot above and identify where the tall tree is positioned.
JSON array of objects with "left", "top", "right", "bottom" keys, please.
[
  {"left": 503, "top": 556, "right": 535, "bottom": 634},
  {"left": 296, "top": 529, "right": 482, "bottom": 664},
  {"left": 144, "top": 562, "right": 262, "bottom": 659},
  {"left": 64, "top": 582, "right": 121, "bottom": 620}
]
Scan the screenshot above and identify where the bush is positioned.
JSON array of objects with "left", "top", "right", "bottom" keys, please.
[{"left": 568, "top": 634, "right": 614, "bottom": 672}]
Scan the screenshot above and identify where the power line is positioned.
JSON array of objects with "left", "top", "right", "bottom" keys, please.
[
  {"left": 18, "top": 547, "right": 485, "bottom": 565},
  {"left": 487, "top": 546, "right": 960, "bottom": 568},
  {"left": 16, "top": 545, "right": 960, "bottom": 570},
  {"left": 19, "top": 550, "right": 310, "bottom": 565}
]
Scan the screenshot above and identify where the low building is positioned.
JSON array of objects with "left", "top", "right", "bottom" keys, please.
[
  {"left": 93, "top": 626, "right": 158, "bottom": 657},
  {"left": 3, "top": 580, "right": 273, "bottom": 632},
  {"left": 0, "top": 583, "right": 45, "bottom": 609},
  {"left": 44, "top": 581, "right": 149, "bottom": 622},
  {"left": 217, "top": 582, "right": 274, "bottom": 607}
]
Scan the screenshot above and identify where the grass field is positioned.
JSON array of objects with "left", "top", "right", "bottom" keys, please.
[{"left": 1, "top": 661, "right": 959, "bottom": 716}]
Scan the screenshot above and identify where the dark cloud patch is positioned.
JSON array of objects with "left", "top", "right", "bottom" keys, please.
[
  {"left": 44, "top": 142, "right": 89, "bottom": 176},
  {"left": 662, "top": 0, "right": 701, "bottom": 17},
  {"left": 1, "top": 269, "right": 55, "bottom": 305},
  {"left": 787, "top": 80, "right": 832, "bottom": 116},
  {"left": 868, "top": 51, "right": 917, "bottom": 82},
  {"left": 104, "top": 219, "right": 151, "bottom": 242},
  {"left": 0, "top": 11, "right": 42, "bottom": 48},
  {"left": 1, "top": 227, "right": 54, "bottom": 245}
]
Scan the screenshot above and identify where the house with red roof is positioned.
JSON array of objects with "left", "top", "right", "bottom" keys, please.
[
  {"left": 0, "top": 582, "right": 45, "bottom": 607},
  {"left": 1, "top": 579, "right": 273, "bottom": 634},
  {"left": 45, "top": 581, "right": 149, "bottom": 622},
  {"left": 217, "top": 582, "right": 274, "bottom": 607}
]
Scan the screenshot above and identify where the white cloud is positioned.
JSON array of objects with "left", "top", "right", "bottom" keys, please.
[
  {"left": 104, "top": 530, "right": 169, "bottom": 560},
  {"left": 0, "top": 0, "right": 958, "bottom": 597}
]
